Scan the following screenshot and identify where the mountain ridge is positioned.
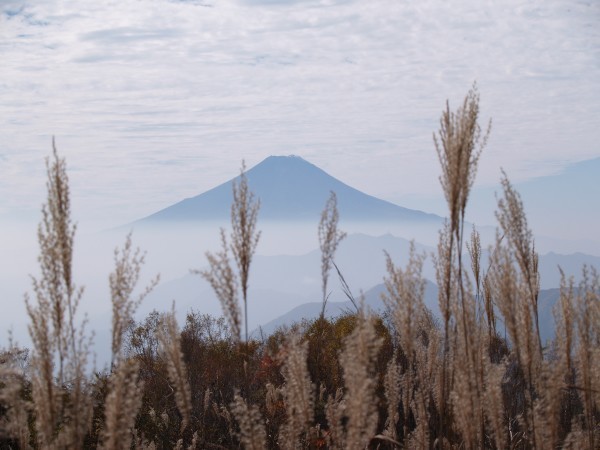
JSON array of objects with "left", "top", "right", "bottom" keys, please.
[{"left": 133, "top": 155, "right": 442, "bottom": 225}]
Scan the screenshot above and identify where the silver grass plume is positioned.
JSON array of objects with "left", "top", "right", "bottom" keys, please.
[
  {"left": 231, "top": 391, "right": 267, "bottom": 450},
  {"left": 325, "top": 388, "right": 345, "bottom": 449},
  {"left": 231, "top": 161, "right": 261, "bottom": 343},
  {"left": 339, "top": 309, "right": 382, "bottom": 450},
  {"left": 25, "top": 143, "right": 93, "bottom": 449},
  {"left": 102, "top": 234, "right": 157, "bottom": 449},
  {"left": 279, "top": 334, "right": 315, "bottom": 449},
  {"left": 197, "top": 229, "right": 241, "bottom": 342},
  {"left": 0, "top": 346, "right": 32, "bottom": 448},
  {"left": 109, "top": 233, "right": 158, "bottom": 367},
  {"left": 318, "top": 191, "right": 346, "bottom": 318},
  {"left": 157, "top": 309, "right": 192, "bottom": 432},
  {"left": 101, "top": 359, "right": 144, "bottom": 450}
]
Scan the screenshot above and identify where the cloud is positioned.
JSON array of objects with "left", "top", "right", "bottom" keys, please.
[
  {"left": 79, "top": 26, "right": 182, "bottom": 43},
  {"left": 0, "top": 0, "right": 598, "bottom": 233}
]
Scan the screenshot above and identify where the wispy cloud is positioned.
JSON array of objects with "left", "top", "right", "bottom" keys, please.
[{"left": 1, "top": 0, "right": 599, "bottom": 228}]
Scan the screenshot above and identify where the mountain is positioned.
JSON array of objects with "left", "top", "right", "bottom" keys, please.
[
  {"left": 464, "top": 157, "right": 600, "bottom": 250},
  {"left": 253, "top": 280, "right": 439, "bottom": 337},
  {"left": 134, "top": 155, "right": 442, "bottom": 224},
  {"left": 141, "top": 232, "right": 599, "bottom": 328},
  {"left": 254, "top": 281, "right": 560, "bottom": 343},
  {"left": 140, "top": 274, "right": 316, "bottom": 333}
]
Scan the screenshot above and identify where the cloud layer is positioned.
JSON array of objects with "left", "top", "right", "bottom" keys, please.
[{"left": 2, "top": 0, "right": 599, "bottom": 226}]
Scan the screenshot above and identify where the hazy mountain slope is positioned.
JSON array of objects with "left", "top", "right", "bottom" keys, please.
[
  {"left": 538, "top": 252, "right": 600, "bottom": 282},
  {"left": 142, "top": 273, "right": 316, "bottom": 332},
  {"left": 257, "top": 280, "right": 435, "bottom": 338},
  {"left": 255, "top": 281, "right": 560, "bottom": 342},
  {"left": 467, "top": 157, "right": 600, "bottom": 249},
  {"left": 134, "top": 155, "right": 442, "bottom": 224},
  {"left": 250, "top": 233, "right": 435, "bottom": 298},
  {"left": 141, "top": 232, "right": 598, "bottom": 331},
  {"left": 251, "top": 233, "right": 599, "bottom": 293}
]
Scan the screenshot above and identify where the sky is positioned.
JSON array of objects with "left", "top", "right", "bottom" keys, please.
[
  {"left": 1, "top": 0, "right": 599, "bottom": 354},
  {"left": 1, "top": 0, "right": 599, "bottom": 230}
]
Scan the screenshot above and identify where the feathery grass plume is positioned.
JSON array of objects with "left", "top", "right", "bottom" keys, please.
[
  {"left": 490, "top": 173, "right": 544, "bottom": 447},
  {"left": 318, "top": 191, "right": 346, "bottom": 318},
  {"left": 532, "top": 363, "right": 565, "bottom": 449},
  {"left": 24, "top": 291, "right": 55, "bottom": 447},
  {"left": 434, "top": 83, "right": 489, "bottom": 329},
  {"left": 25, "top": 143, "right": 94, "bottom": 449},
  {"left": 488, "top": 230, "right": 538, "bottom": 442},
  {"left": 496, "top": 171, "right": 542, "bottom": 356},
  {"left": 265, "top": 382, "right": 283, "bottom": 417},
  {"left": 466, "top": 227, "right": 481, "bottom": 293},
  {"left": 449, "top": 274, "right": 487, "bottom": 449},
  {"left": 213, "top": 400, "right": 235, "bottom": 442},
  {"left": 325, "top": 388, "right": 345, "bottom": 450},
  {"left": 101, "top": 359, "right": 143, "bottom": 450},
  {"left": 231, "top": 161, "right": 261, "bottom": 343},
  {"left": 572, "top": 265, "right": 599, "bottom": 448},
  {"left": 197, "top": 162, "right": 260, "bottom": 344},
  {"left": 406, "top": 389, "right": 430, "bottom": 450},
  {"left": 102, "top": 234, "right": 157, "bottom": 450},
  {"left": 468, "top": 226, "right": 498, "bottom": 342},
  {"left": 381, "top": 242, "right": 426, "bottom": 441},
  {"left": 407, "top": 313, "right": 440, "bottom": 449},
  {"left": 482, "top": 274, "right": 496, "bottom": 339},
  {"left": 109, "top": 233, "right": 159, "bottom": 367},
  {"left": 433, "top": 84, "right": 490, "bottom": 443},
  {"left": 156, "top": 309, "right": 192, "bottom": 432},
  {"left": 434, "top": 221, "right": 454, "bottom": 332},
  {"left": 482, "top": 356, "right": 507, "bottom": 449},
  {"left": 197, "top": 229, "right": 241, "bottom": 342},
  {"left": 382, "top": 359, "right": 400, "bottom": 442},
  {"left": 278, "top": 334, "right": 315, "bottom": 449},
  {"left": 339, "top": 308, "right": 382, "bottom": 450},
  {"left": 231, "top": 391, "right": 267, "bottom": 450},
  {"left": 466, "top": 226, "right": 484, "bottom": 319},
  {"left": 553, "top": 269, "right": 577, "bottom": 445},
  {"left": 556, "top": 270, "right": 576, "bottom": 375},
  {"left": 0, "top": 346, "right": 32, "bottom": 448},
  {"left": 433, "top": 222, "right": 456, "bottom": 440},
  {"left": 434, "top": 83, "right": 490, "bottom": 239},
  {"left": 382, "top": 242, "right": 426, "bottom": 363}
]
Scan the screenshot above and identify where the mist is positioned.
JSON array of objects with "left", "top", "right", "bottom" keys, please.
[{"left": 4, "top": 204, "right": 599, "bottom": 369}]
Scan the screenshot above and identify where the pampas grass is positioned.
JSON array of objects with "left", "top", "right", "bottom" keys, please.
[
  {"left": 24, "top": 143, "right": 94, "bottom": 450},
  {"left": 231, "top": 392, "right": 267, "bottom": 450},
  {"left": 318, "top": 192, "right": 346, "bottom": 317},
  {"left": 278, "top": 334, "right": 314, "bottom": 449},
  {"left": 198, "top": 162, "right": 260, "bottom": 344},
  {"left": 156, "top": 309, "right": 192, "bottom": 433},
  {"left": 2, "top": 88, "right": 598, "bottom": 450}
]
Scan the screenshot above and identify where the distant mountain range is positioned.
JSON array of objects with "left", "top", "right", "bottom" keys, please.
[
  {"left": 466, "top": 157, "right": 600, "bottom": 251},
  {"left": 140, "top": 232, "right": 598, "bottom": 339},
  {"left": 134, "top": 155, "right": 442, "bottom": 224},
  {"left": 124, "top": 155, "right": 597, "bottom": 343},
  {"left": 255, "top": 282, "right": 560, "bottom": 345},
  {"left": 253, "top": 280, "right": 440, "bottom": 337}
]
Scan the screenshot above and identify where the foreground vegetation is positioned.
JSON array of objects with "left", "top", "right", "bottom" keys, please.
[{"left": 1, "top": 86, "right": 599, "bottom": 449}]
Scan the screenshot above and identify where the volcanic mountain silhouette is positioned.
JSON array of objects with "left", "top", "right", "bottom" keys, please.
[{"left": 135, "top": 155, "right": 441, "bottom": 223}]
